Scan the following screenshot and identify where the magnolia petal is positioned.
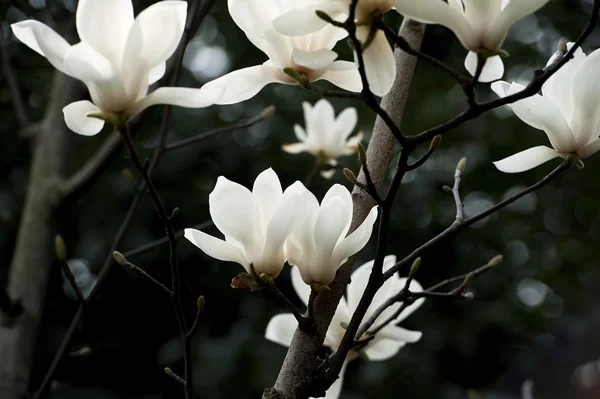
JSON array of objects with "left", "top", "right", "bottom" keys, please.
[
  {"left": 203, "top": 65, "right": 286, "bottom": 105},
  {"left": 272, "top": 3, "right": 347, "bottom": 36},
  {"left": 570, "top": 48, "right": 600, "bottom": 146},
  {"left": 346, "top": 257, "right": 378, "bottom": 314},
  {"left": 333, "top": 107, "right": 358, "bottom": 142},
  {"left": 64, "top": 42, "right": 115, "bottom": 82},
  {"left": 292, "top": 48, "right": 337, "bottom": 71},
  {"left": 184, "top": 228, "right": 250, "bottom": 271},
  {"left": 129, "top": 86, "right": 223, "bottom": 116},
  {"left": 377, "top": 324, "right": 423, "bottom": 343},
  {"left": 485, "top": 0, "right": 550, "bottom": 50},
  {"left": 320, "top": 169, "right": 336, "bottom": 179},
  {"left": 542, "top": 44, "right": 586, "bottom": 123},
  {"left": 148, "top": 62, "right": 167, "bottom": 85},
  {"left": 209, "top": 176, "right": 262, "bottom": 258},
  {"left": 122, "top": 1, "right": 187, "bottom": 96},
  {"left": 332, "top": 206, "right": 378, "bottom": 266},
  {"left": 291, "top": 266, "right": 312, "bottom": 307},
  {"left": 578, "top": 138, "right": 600, "bottom": 159},
  {"left": 344, "top": 132, "right": 364, "bottom": 151},
  {"left": 265, "top": 313, "right": 298, "bottom": 348},
  {"left": 11, "top": 21, "right": 70, "bottom": 73},
  {"left": 318, "top": 62, "right": 362, "bottom": 93},
  {"left": 282, "top": 143, "right": 309, "bottom": 154},
  {"left": 364, "top": 338, "right": 406, "bottom": 361},
  {"left": 464, "top": 52, "right": 504, "bottom": 82},
  {"left": 394, "top": 0, "right": 479, "bottom": 50},
  {"left": 295, "top": 124, "right": 308, "bottom": 142},
  {"left": 355, "top": 28, "right": 395, "bottom": 97},
  {"left": 394, "top": 279, "right": 426, "bottom": 322},
  {"left": 76, "top": 0, "right": 134, "bottom": 62},
  {"left": 321, "top": 359, "right": 349, "bottom": 399},
  {"left": 311, "top": 98, "right": 336, "bottom": 129},
  {"left": 493, "top": 146, "right": 561, "bottom": 173},
  {"left": 252, "top": 168, "right": 284, "bottom": 230},
  {"left": 62, "top": 101, "right": 105, "bottom": 136},
  {"left": 322, "top": 184, "right": 353, "bottom": 236},
  {"left": 494, "top": 82, "right": 576, "bottom": 151}
]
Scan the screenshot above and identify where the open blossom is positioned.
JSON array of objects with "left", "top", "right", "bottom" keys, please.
[
  {"left": 284, "top": 184, "right": 378, "bottom": 286},
  {"left": 273, "top": 0, "right": 396, "bottom": 96},
  {"left": 184, "top": 168, "right": 305, "bottom": 278},
  {"left": 491, "top": 44, "right": 600, "bottom": 173},
  {"left": 201, "top": 0, "right": 361, "bottom": 105},
  {"left": 11, "top": 0, "right": 221, "bottom": 136},
  {"left": 394, "top": 0, "right": 550, "bottom": 82},
  {"left": 266, "top": 256, "right": 424, "bottom": 398},
  {"left": 283, "top": 99, "right": 363, "bottom": 179}
]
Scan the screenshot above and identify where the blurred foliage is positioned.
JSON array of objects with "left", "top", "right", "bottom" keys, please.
[{"left": 2, "top": 0, "right": 600, "bottom": 398}]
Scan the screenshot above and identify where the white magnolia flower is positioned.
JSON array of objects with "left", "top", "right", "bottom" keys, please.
[
  {"left": 184, "top": 168, "right": 306, "bottom": 278},
  {"left": 394, "top": 0, "right": 550, "bottom": 82},
  {"left": 284, "top": 184, "right": 378, "bottom": 286},
  {"left": 201, "top": 0, "right": 361, "bottom": 105},
  {"left": 283, "top": 99, "right": 363, "bottom": 179},
  {"left": 273, "top": 0, "right": 396, "bottom": 96},
  {"left": 266, "top": 256, "right": 424, "bottom": 399},
  {"left": 11, "top": 0, "right": 221, "bottom": 136},
  {"left": 491, "top": 44, "right": 600, "bottom": 173}
]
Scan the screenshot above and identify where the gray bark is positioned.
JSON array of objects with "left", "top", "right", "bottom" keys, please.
[
  {"left": 264, "top": 19, "right": 426, "bottom": 399},
  {"left": 0, "top": 72, "right": 82, "bottom": 398}
]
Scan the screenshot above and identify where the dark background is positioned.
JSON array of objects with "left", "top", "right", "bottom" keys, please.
[{"left": 2, "top": 0, "right": 600, "bottom": 398}]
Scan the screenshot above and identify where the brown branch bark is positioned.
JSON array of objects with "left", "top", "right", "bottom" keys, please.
[
  {"left": 263, "top": 19, "right": 425, "bottom": 399},
  {"left": 0, "top": 71, "right": 83, "bottom": 399}
]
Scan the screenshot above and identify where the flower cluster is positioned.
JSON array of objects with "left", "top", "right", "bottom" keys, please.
[
  {"left": 266, "top": 256, "right": 425, "bottom": 398},
  {"left": 185, "top": 168, "right": 378, "bottom": 286}
]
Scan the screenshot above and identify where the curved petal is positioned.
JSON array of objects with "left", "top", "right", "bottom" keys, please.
[
  {"left": 252, "top": 168, "right": 283, "bottom": 230},
  {"left": 62, "top": 101, "right": 105, "bottom": 136},
  {"left": 203, "top": 65, "right": 287, "bottom": 105},
  {"left": 76, "top": 0, "right": 134, "bottom": 63},
  {"left": 377, "top": 324, "right": 423, "bottom": 343},
  {"left": 322, "top": 184, "right": 353, "bottom": 237},
  {"left": 484, "top": 0, "right": 550, "bottom": 50},
  {"left": 129, "top": 86, "right": 223, "bottom": 116},
  {"left": 355, "top": 28, "right": 395, "bottom": 96},
  {"left": 292, "top": 48, "right": 337, "bottom": 71},
  {"left": 318, "top": 62, "right": 362, "bottom": 93},
  {"left": 464, "top": 52, "right": 504, "bottom": 82},
  {"left": 11, "top": 21, "right": 71, "bottom": 74},
  {"left": 122, "top": 1, "right": 187, "bottom": 97},
  {"left": 294, "top": 123, "right": 308, "bottom": 142},
  {"left": 394, "top": 0, "right": 479, "bottom": 50},
  {"left": 64, "top": 42, "right": 115, "bottom": 81},
  {"left": 570, "top": 48, "right": 600, "bottom": 146},
  {"left": 265, "top": 313, "right": 298, "bottom": 348},
  {"left": 363, "top": 338, "right": 406, "bottom": 361},
  {"left": 148, "top": 62, "right": 167, "bottom": 85},
  {"left": 393, "top": 279, "right": 426, "bottom": 322},
  {"left": 282, "top": 143, "right": 309, "bottom": 154},
  {"left": 496, "top": 82, "right": 576, "bottom": 151},
  {"left": 334, "top": 107, "right": 358, "bottom": 141},
  {"left": 209, "top": 176, "right": 262, "bottom": 261},
  {"left": 272, "top": 3, "right": 347, "bottom": 36},
  {"left": 493, "top": 146, "right": 562, "bottom": 173},
  {"left": 291, "top": 266, "right": 312, "bottom": 306},
  {"left": 578, "top": 138, "right": 600, "bottom": 159},
  {"left": 184, "top": 228, "right": 249, "bottom": 271},
  {"left": 332, "top": 207, "right": 378, "bottom": 266}
]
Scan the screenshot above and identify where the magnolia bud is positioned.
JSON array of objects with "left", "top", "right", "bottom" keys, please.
[
  {"left": 343, "top": 168, "right": 358, "bottom": 184},
  {"left": 487, "top": 254, "right": 503, "bottom": 267},
  {"left": 357, "top": 143, "right": 367, "bottom": 165},
  {"left": 457, "top": 157, "right": 467, "bottom": 172},
  {"left": 55, "top": 235, "right": 67, "bottom": 262},
  {"left": 112, "top": 251, "right": 127, "bottom": 265},
  {"left": 429, "top": 135, "right": 441, "bottom": 151}
]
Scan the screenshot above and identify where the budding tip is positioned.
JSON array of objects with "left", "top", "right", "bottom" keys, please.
[
  {"left": 357, "top": 143, "right": 367, "bottom": 165},
  {"left": 261, "top": 105, "right": 276, "bottom": 119},
  {"left": 442, "top": 185, "right": 452, "bottom": 193},
  {"left": 558, "top": 38, "right": 568, "bottom": 53},
  {"left": 457, "top": 157, "right": 467, "bottom": 172},
  {"left": 463, "top": 292, "right": 475, "bottom": 300},
  {"left": 430, "top": 135, "right": 442, "bottom": 151},
  {"left": 488, "top": 254, "right": 504, "bottom": 267},
  {"left": 112, "top": 251, "right": 127, "bottom": 265},
  {"left": 55, "top": 235, "right": 67, "bottom": 262},
  {"left": 164, "top": 367, "right": 174, "bottom": 377},
  {"left": 343, "top": 168, "right": 357, "bottom": 183},
  {"left": 197, "top": 295, "right": 205, "bottom": 313},
  {"left": 409, "top": 257, "right": 421, "bottom": 277}
]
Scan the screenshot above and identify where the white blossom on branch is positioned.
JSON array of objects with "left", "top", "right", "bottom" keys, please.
[
  {"left": 184, "top": 168, "right": 306, "bottom": 278},
  {"left": 200, "top": 0, "right": 361, "bottom": 105},
  {"left": 492, "top": 44, "right": 600, "bottom": 173},
  {"left": 283, "top": 99, "right": 363, "bottom": 179},
  {"left": 273, "top": 0, "right": 396, "bottom": 96},
  {"left": 393, "top": 0, "right": 550, "bottom": 82},
  {"left": 266, "top": 256, "right": 424, "bottom": 398},
  {"left": 11, "top": 0, "right": 222, "bottom": 136}
]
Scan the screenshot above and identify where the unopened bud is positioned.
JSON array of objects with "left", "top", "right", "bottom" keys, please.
[
  {"left": 164, "top": 367, "right": 175, "bottom": 377},
  {"left": 463, "top": 272, "right": 474, "bottom": 286},
  {"left": 112, "top": 251, "right": 127, "bottom": 265},
  {"left": 69, "top": 346, "right": 91, "bottom": 357},
  {"left": 462, "top": 292, "right": 475, "bottom": 300},
  {"left": 170, "top": 207, "right": 180, "bottom": 219},
  {"left": 122, "top": 168, "right": 134, "bottom": 181},
  {"left": 260, "top": 105, "right": 276, "bottom": 119},
  {"left": 557, "top": 38, "right": 567, "bottom": 53},
  {"left": 429, "top": 135, "right": 442, "bottom": 151},
  {"left": 55, "top": 235, "right": 67, "bottom": 262},
  {"left": 343, "top": 168, "right": 357, "bottom": 184},
  {"left": 196, "top": 296, "right": 205, "bottom": 313},
  {"left": 442, "top": 185, "right": 452, "bottom": 193},
  {"left": 409, "top": 257, "right": 421, "bottom": 279},
  {"left": 457, "top": 157, "right": 467, "bottom": 172},
  {"left": 487, "top": 254, "right": 503, "bottom": 267},
  {"left": 357, "top": 143, "right": 367, "bottom": 165}
]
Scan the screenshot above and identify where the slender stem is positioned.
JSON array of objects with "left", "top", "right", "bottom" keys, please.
[{"left": 60, "top": 260, "right": 86, "bottom": 304}]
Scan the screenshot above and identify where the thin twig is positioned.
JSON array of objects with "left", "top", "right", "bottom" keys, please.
[
  {"left": 60, "top": 260, "right": 86, "bottom": 303},
  {"left": 113, "top": 251, "right": 172, "bottom": 295},
  {"left": 451, "top": 158, "right": 466, "bottom": 222},
  {"left": 1, "top": 25, "right": 30, "bottom": 128}
]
